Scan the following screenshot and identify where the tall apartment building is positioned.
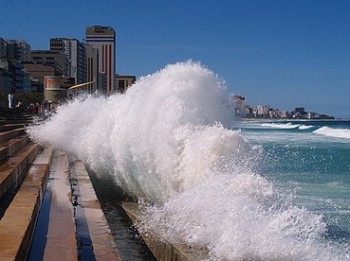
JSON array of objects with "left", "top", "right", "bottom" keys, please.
[
  {"left": 50, "top": 38, "right": 86, "bottom": 84},
  {"left": 5, "top": 40, "right": 31, "bottom": 61},
  {"left": 0, "top": 60, "right": 31, "bottom": 93},
  {"left": 86, "top": 44, "right": 99, "bottom": 93},
  {"left": 0, "top": 39, "right": 31, "bottom": 93},
  {"left": 85, "top": 25, "right": 116, "bottom": 94}
]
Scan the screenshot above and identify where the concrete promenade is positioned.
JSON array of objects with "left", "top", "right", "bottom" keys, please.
[{"left": 0, "top": 109, "right": 121, "bottom": 261}]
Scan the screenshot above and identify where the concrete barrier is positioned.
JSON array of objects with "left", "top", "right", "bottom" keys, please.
[{"left": 121, "top": 201, "right": 209, "bottom": 261}]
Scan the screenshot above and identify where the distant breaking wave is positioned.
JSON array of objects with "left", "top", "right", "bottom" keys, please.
[
  {"left": 314, "top": 126, "right": 350, "bottom": 140},
  {"left": 261, "top": 122, "right": 314, "bottom": 130},
  {"left": 299, "top": 124, "right": 314, "bottom": 130}
]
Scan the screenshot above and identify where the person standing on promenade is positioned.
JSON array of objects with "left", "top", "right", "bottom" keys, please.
[{"left": 8, "top": 93, "right": 14, "bottom": 109}]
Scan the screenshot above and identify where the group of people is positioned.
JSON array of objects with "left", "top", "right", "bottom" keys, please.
[
  {"left": 7, "top": 92, "right": 54, "bottom": 115},
  {"left": 27, "top": 101, "right": 55, "bottom": 115},
  {"left": 28, "top": 103, "right": 41, "bottom": 114}
]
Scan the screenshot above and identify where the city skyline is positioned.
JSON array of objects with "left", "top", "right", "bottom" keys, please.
[{"left": 0, "top": 0, "right": 349, "bottom": 118}]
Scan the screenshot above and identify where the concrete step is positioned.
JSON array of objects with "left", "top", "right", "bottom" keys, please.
[
  {"left": 0, "top": 143, "right": 40, "bottom": 199},
  {"left": 0, "top": 111, "right": 33, "bottom": 125},
  {"left": 40, "top": 150, "right": 78, "bottom": 261},
  {"left": 0, "top": 109, "right": 32, "bottom": 118},
  {"left": 0, "top": 123, "right": 26, "bottom": 132},
  {"left": 70, "top": 159, "right": 121, "bottom": 260},
  {"left": 0, "top": 134, "right": 31, "bottom": 164},
  {"left": 0, "top": 127, "right": 26, "bottom": 143},
  {"left": 0, "top": 145, "right": 52, "bottom": 260},
  {"left": 1, "top": 119, "right": 33, "bottom": 126},
  {"left": 28, "top": 150, "right": 121, "bottom": 260},
  {"left": 0, "top": 113, "right": 123, "bottom": 260}
]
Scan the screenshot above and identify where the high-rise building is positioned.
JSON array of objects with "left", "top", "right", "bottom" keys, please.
[
  {"left": 85, "top": 25, "right": 116, "bottom": 94},
  {"left": 5, "top": 40, "right": 31, "bottom": 61},
  {"left": 0, "top": 60, "right": 31, "bottom": 93},
  {"left": 86, "top": 44, "right": 99, "bottom": 93},
  {"left": 0, "top": 39, "right": 31, "bottom": 93},
  {"left": 50, "top": 38, "right": 87, "bottom": 84}
]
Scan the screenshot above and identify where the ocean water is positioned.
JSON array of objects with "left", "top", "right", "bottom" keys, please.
[
  {"left": 28, "top": 61, "right": 350, "bottom": 260},
  {"left": 235, "top": 121, "right": 350, "bottom": 238}
]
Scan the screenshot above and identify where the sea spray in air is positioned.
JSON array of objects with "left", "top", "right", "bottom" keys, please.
[
  {"left": 28, "top": 61, "right": 234, "bottom": 202},
  {"left": 28, "top": 61, "right": 350, "bottom": 260}
]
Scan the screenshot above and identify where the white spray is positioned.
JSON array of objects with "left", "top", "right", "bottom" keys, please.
[{"left": 28, "top": 61, "right": 350, "bottom": 260}]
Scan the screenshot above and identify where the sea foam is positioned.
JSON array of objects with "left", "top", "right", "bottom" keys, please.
[
  {"left": 28, "top": 61, "right": 350, "bottom": 260},
  {"left": 261, "top": 122, "right": 314, "bottom": 130},
  {"left": 314, "top": 126, "right": 350, "bottom": 140}
]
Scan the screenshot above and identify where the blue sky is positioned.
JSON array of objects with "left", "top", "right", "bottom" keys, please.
[{"left": 1, "top": 0, "right": 349, "bottom": 117}]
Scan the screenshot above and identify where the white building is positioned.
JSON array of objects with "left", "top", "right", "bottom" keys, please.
[
  {"left": 85, "top": 25, "right": 116, "bottom": 94},
  {"left": 257, "top": 104, "right": 270, "bottom": 116}
]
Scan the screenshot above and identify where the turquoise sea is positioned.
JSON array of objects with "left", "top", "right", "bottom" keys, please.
[{"left": 235, "top": 120, "right": 350, "bottom": 241}]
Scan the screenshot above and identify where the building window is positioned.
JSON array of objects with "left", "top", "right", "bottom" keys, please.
[{"left": 118, "top": 80, "right": 125, "bottom": 89}]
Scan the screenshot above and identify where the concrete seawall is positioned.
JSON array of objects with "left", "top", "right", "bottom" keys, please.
[{"left": 121, "top": 202, "right": 208, "bottom": 261}]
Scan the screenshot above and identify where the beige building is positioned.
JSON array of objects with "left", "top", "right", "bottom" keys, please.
[
  {"left": 23, "top": 63, "right": 55, "bottom": 82},
  {"left": 28, "top": 50, "right": 69, "bottom": 77},
  {"left": 116, "top": 75, "right": 136, "bottom": 93}
]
